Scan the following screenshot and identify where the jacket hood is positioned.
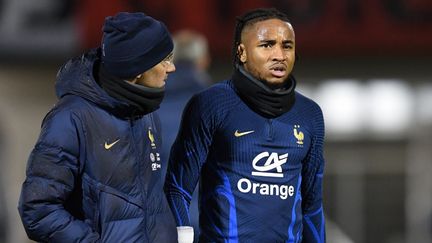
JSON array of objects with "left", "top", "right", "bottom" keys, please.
[{"left": 55, "top": 48, "right": 126, "bottom": 111}]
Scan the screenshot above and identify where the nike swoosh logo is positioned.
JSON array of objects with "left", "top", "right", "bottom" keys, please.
[
  {"left": 104, "top": 139, "right": 120, "bottom": 150},
  {"left": 234, "top": 130, "right": 255, "bottom": 137}
]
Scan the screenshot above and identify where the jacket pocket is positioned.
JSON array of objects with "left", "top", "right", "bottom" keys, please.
[
  {"left": 82, "top": 174, "right": 147, "bottom": 242},
  {"left": 99, "top": 189, "right": 146, "bottom": 242},
  {"left": 82, "top": 174, "right": 101, "bottom": 233}
]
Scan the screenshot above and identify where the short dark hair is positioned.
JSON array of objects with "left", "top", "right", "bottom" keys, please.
[{"left": 232, "top": 8, "right": 291, "bottom": 68}]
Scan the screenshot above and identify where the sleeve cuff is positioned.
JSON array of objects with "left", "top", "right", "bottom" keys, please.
[{"left": 177, "top": 226, "right": 194, "bottom": 243}]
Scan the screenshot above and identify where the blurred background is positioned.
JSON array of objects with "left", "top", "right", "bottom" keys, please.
[{"left": 0, "top": 0, "right": 431, "bottom": 242}]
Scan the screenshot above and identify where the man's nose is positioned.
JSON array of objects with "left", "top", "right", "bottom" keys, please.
[
  {"left": 272, "top": 46, "right": 285, "bottom": 61},
  {"left": 167, "top": 63, "right": 176, "bottom": 73}
]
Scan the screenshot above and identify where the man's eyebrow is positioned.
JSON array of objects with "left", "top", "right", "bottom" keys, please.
[
  {"left": 282, "top": 40, "right": 294, "bottom": 44},
  {"left": 258, "top": 39, "right": 294, "bottom": 44},
  {"left": 259, "top": 39, "right": 276, "bottom": 44}
]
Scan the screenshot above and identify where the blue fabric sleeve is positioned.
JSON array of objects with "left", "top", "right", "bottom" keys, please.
[
  {"left": 18, "top": 108, "right": 100, "bottom": 242},
  {"left": 301, "top": 104, "right": 326, "bottom": 243},
  {"left": 164, "top": 94, "right": 216, "bottom": 226}
]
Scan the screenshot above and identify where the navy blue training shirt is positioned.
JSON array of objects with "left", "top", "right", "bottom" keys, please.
[{"left": 165, "top": 80, "right": 325, "bottom": 242}]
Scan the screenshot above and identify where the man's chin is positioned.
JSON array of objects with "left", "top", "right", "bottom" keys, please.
[{"left": 263, "top": 76, "right": 288, "bottom": 87}]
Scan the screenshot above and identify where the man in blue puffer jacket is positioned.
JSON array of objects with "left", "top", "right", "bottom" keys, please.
[{"left": 18, "top": 12, "right": 178, "bottom": 243}]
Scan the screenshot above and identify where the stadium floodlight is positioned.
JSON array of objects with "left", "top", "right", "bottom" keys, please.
[
  {"left": 315, "top": 79, "right": 365, "bottom": 140},
  {"left": 365, "top": 79, "right": 413, "bottom": 139}
]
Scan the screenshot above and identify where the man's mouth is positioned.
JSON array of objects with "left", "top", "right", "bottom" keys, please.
[{"left": 270, "top": 65, "right": 287, "bottom": 78}]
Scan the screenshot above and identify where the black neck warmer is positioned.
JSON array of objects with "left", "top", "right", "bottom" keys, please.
[
  {"left": 232, "top": 66, "right": 296, "bottom": 118},
  {"left": 98, "top": 64, "right": 165, "bottom": 116}
]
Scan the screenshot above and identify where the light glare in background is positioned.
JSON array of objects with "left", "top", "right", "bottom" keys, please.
[
  {"left": 416, "top": 84, "right": 432, "bottom": 126},
  {"left": 365, "top": 80, "right": 413, "bottom": 139},
  {"left": 315, "top": 80, "right": 365, "bottom": 139},
  {"left": 314, "top": 79, "right": 419, "bottom": 140}
]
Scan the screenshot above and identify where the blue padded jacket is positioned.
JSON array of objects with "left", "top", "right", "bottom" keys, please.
[{"left": 18, "top": 49, "right": 177, "bottom": 243}]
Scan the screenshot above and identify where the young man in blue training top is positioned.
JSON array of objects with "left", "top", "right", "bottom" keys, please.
[
  {"left": 18, "top": 12, "right": 178, "bottom": 242},
  {"left": 165, "top": 8, "right": 326, "bottom": 242}
]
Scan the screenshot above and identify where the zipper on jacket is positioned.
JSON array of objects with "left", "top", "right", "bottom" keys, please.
[
  {"left": 128, "top": 117, "right": 150, "bottom": 242},
  {"left": 266, "top": 119, "right": 274, "bottom": 141}
]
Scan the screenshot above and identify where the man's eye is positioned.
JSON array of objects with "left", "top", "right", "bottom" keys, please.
[{"left": 260, "top": 43, "right": 272, "bottom": 48}]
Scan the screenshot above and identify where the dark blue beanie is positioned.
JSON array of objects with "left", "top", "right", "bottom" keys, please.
[{"left": 101, "top": 12, "right": 174, "bottom": 79}]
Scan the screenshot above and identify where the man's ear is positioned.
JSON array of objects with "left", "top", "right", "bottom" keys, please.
[
  {"left": 126, "top": 74, "right": 141, "bottom": 84},
  {"left": 238, "top": 44, "right": 247, "bottom": 63}
]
